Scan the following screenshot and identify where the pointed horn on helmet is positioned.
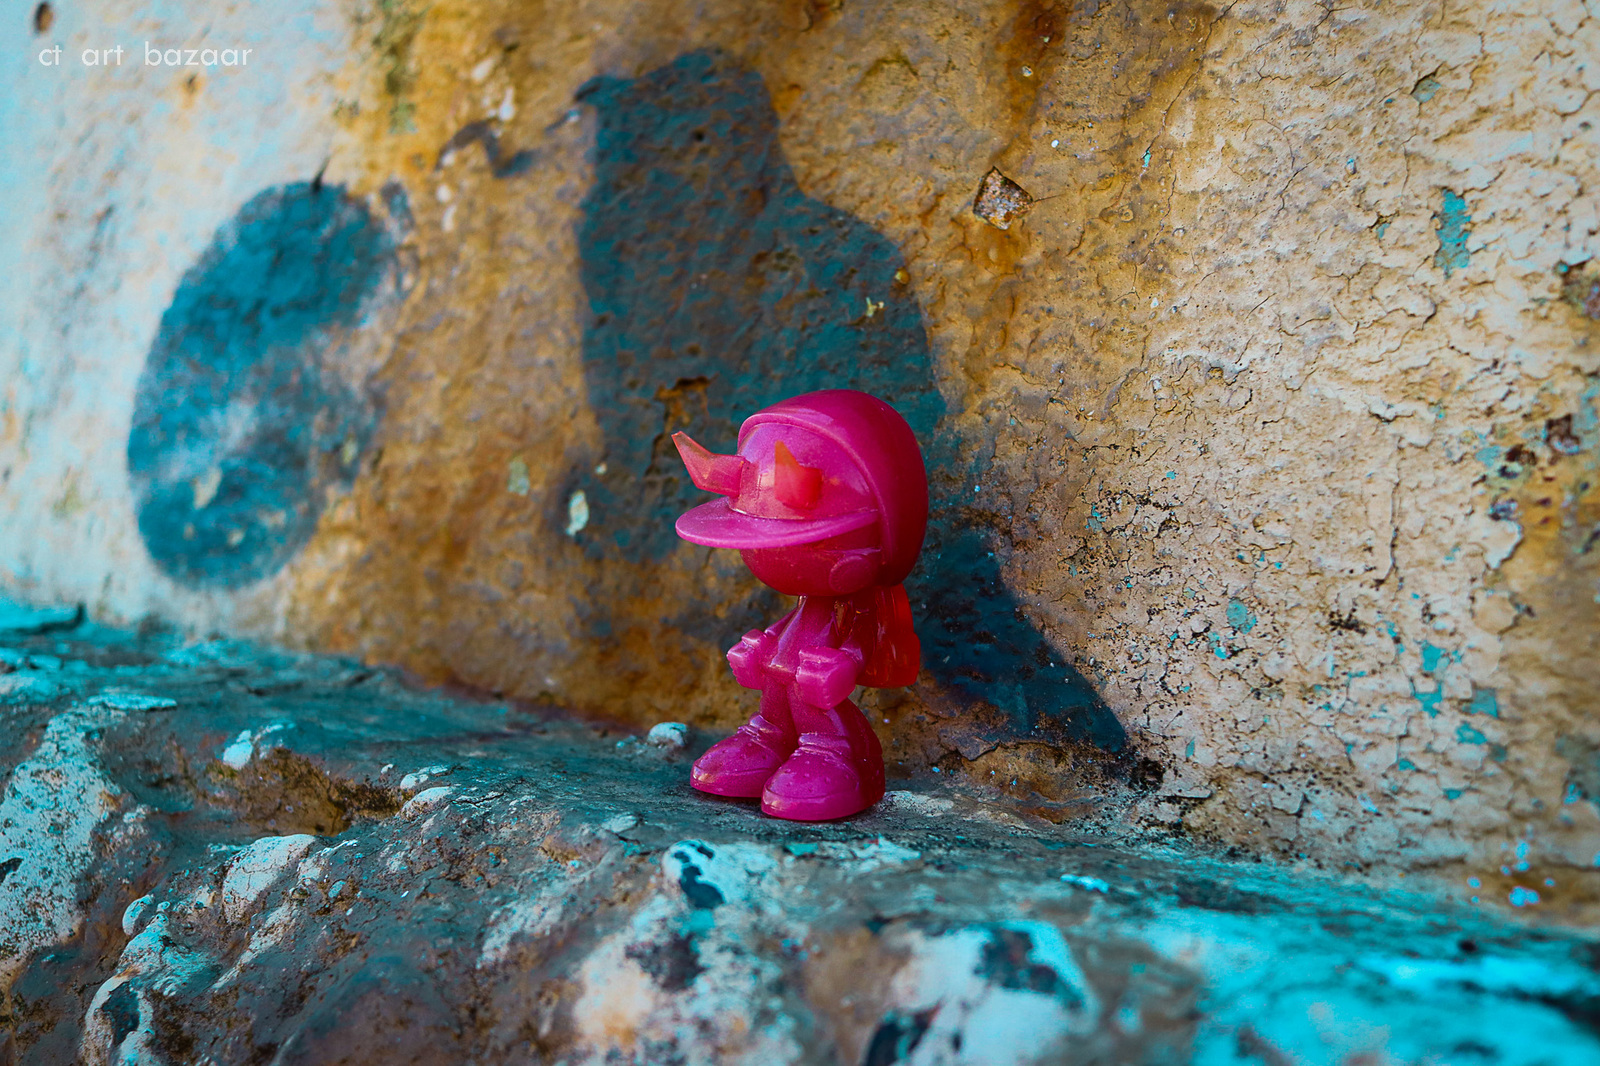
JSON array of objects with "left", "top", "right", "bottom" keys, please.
[
  {"left": 773, "top": 440, "right": 823, "bottom": 510},
  {"left": 673, "top": 431, "right": 747, "bottom": 497}
]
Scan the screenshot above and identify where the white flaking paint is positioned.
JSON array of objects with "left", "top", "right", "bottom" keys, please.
[
  {"left": 644, "top": 722, "right": 687, "bottom": 748},
  {"left": 87, "top": 690, "right": 177, "bottom": 711},
  {"left": 0, "top": 673, "right": 60, "bottom": 702},
  {"left": 399, "top": 763, "right": 450, "bottom": 791},
  {"left": 121, "top": 894, "right": 155, "bottom": 936},
  {"left": 881, "top": 922, "right": 1098, "bottom": 1066},
  {"left": 573, "top": 841, "right": 803, "bottom": 1063},
  {"left": 216, "top": 722, "right": 292, "bottom": 769},
  {"left": 83, "top": 901, "right": 217, "bottom": 1066},
  {"left": 0, "top": 704, "right": 126, "bottom": 990},
  {"left": 400, "top": 785, "right": 454, "bottom": 817},
  {"left": 219, "top": 729, "right": 255, "bottom": 769},
  {"left": 220, "top": 835, "right": 317, "bottom": 923}
]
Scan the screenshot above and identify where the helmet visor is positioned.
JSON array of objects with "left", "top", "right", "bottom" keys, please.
[{"left": 674, "top": 498, "right": 878, "bottom": 549}]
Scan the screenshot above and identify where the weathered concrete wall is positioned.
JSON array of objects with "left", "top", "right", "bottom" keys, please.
[{"left": 3, "top": 0, "right": 1598, "bottom": 901}]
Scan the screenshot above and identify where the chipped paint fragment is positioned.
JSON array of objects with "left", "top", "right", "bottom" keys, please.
[
  {"left": 401, "top": 785, "right": 454, "bottom": 816},
  {"left": 507, "top": 455, "right": 531, "bottom": 496},
  {"left": 221, "top": 835, "right": 318, "bottom": 922},
  {"left": 88, "top": 690, "right": 176, "bottom": 711},
  {"left": 220, "top": 729, "right": 255, "bottom": 769},
  {"left": 973, "top": 168, "right": 1034, "bottom": 229},
  {"left": 566, "top": 490, "right": 590, "bottom": 536}
]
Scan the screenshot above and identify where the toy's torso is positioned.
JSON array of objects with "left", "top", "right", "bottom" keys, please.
[{"left": 759, "top": 597, "right": 841, "bottom": 683}]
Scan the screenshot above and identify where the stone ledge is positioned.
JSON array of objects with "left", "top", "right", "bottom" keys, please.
[{"left": 0, "top": 620, "right": 1596, "bottom": 1064}]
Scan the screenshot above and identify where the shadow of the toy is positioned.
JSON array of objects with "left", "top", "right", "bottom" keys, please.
[{"left": 569, "top": 49, "right": 1132, "bottom": 774}]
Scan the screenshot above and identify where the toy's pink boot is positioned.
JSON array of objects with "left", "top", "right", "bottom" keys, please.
[
  {"left": 691, "top": 713, "right": 797, "bottom": 798},
  {"left": 761, "top": 703, "right": 885, "bottom": 821}
]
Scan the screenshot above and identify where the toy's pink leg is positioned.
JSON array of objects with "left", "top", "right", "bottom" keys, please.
[
  {"left": 760, "top": 697, "right": 885, "bottom": 821},
  {"left": 690, "top": 683, "right": 798, "bottom": 798}
]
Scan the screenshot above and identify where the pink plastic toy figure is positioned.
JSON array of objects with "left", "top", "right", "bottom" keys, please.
[{"left": 672, "top": 389, "right": 927, "bottom": 821}]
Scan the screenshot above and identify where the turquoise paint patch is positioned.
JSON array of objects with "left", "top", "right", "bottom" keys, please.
[
  {"left": 1456, "top": 723, "right": 1488, "bottom": 745},
  {"left": 1445, "top": 789, "right": 1463, "bottom": 799},
  {"left": 127, "top": 182, "right": 398, "bottom": 588},
  {"left": 1384, "top": 621, "right": 1404, "bottom": 653},
  {"left": 1414, "top": 684, "right": 1443, "bottom": 717},
  {"left": 1421, "top": 642, "right": 1446, "bottom": 673},
  {"left": 1466, "top": 687, "right": 1499, "bottom": 717},
  {"left": 1226, "top": 598, "right": 1257, "bottom": 633},
  {"left": 1396, "top": 758, "right": 1416, "bottom": 771},
  {"left": 1434, "top": 189, "right": 1472, "bottom": 277},
  {"left": 1165, "top": 471, "right": 1177, "bottom": 479}
]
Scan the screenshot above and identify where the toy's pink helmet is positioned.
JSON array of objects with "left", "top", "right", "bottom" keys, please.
[{"left": 672, "top": 390, "right": 928, "bottom": 585}]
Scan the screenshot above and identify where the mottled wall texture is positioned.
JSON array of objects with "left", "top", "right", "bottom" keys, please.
[{"left": 3, "top": 0, "right": 1598, "bottom": 910}]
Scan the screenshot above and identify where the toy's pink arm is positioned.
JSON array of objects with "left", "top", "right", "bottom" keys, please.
[
  {"left": 795, "top": 637, "right": 864, "bottom": 709},
  {"left": 725, "top": 609, "right": 796, "bottom": 689},
  {"left": 726, "top": 631, "right": 769, "bottom": 689}
]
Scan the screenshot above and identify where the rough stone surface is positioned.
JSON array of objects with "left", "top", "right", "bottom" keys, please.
[
  {"left": 3, "top": 0, "right": 1599, "bottom": 894},
  {"left": 0, "top": 619, "right": 1598, "bottom": 1064}
]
